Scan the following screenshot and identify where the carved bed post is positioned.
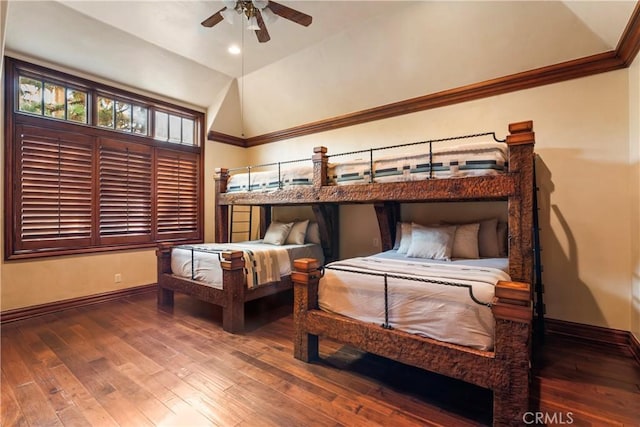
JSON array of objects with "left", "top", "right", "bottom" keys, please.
[
  {"left": 215, "top": 168, "right": 230, "bottom": 243},
  {"left": 506, "top": 121, "right": 535, "bottom": 284},
  {"left": 292, "top": 258, "right": 321, "bottom": 361},
  {"left": 220, "top": 250, "right": 246, "bottom": 333},
  {"left": 491, "top": 280, "right": 533, "bottom": 426},
  {"left": 312, "top": 146, "right": 328, "bottom": 188},
  {"left": 156, "top": 243, "right": 174, "bottom": 308},
  {"left": 374, "top": 202, "right": 401, "bottom": 251}
]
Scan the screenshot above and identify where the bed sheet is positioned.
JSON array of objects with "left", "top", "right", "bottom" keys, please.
[
  {"left": 318, "top": 251, "right": 510, "bottom": 350},
  {"left": 171, "top": 241, "right": 325, "bottom": 289}
]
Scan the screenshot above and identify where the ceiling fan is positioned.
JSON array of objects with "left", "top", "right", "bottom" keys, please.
[{"left": 201, "top": 0, "right": 312, "bottom": 43}]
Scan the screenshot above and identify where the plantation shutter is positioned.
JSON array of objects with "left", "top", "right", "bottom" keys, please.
[
  {"left": 156, "top": 149, "right": 200, "bottom": 240},
  {"left": 98, "top": 138, "right": 152, "bottom": 244},
  {"left": 15, "top": 125, "right": 93, "bottom": 252}
]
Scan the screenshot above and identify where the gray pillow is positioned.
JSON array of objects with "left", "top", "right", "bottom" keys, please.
[
  {"left": 305, "top": 222, "right": 321, "bottom": 244},
  {"left": 478, "top": 218, "right": 499, "bottom": 257},
  {"left": 406, "top": 224, "right": 456, "bottom": 260},
  {"left": 451, "top": 222, "right": 480, "bottom": 259},
  {"left": 285, "top": 220, "right": 309, "bottom": 245},
  {"left": 263, "top": 221, "right": 293, "bottom": 245}
]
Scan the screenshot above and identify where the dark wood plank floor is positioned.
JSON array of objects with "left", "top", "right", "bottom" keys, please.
[{"left": 2, "top": 290, "right": 639, "bottom": 426}]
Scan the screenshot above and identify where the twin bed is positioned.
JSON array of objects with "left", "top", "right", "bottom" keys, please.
[{"left": 156, "top": 120, "right": 535, "bottom": 426}]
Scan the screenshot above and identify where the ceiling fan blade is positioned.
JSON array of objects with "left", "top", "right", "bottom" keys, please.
[
  {"left": 201, "top": 8, "right": 225, "bottom": 27},
  {"left": 267, "top": 1, "right": 312, "bottom": 27},
  {"left": 254, "top": 10, "right": 271, "bottom": 43}
]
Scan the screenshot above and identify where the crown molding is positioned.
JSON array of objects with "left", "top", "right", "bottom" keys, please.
[
  {"left": 617, "top": 1, "right": 640, "bottom": 66},
  {"left": 207, "top": 130, "right": 246, "bottom": 147},
  {"left": 208, "top": 1, "right": 640, "bottom": 148}
]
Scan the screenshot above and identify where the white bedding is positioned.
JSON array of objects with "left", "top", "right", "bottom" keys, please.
[
  {"left": 318, "top": 251, "right": 510, "bottom": 350},
  {"left": 226, "top": 165, "right": 314, "bottom": 193},
  {"left": 225, "top": 141, "right": 507, "bottom": 192},
  {"left": 331, "top": 141, "right": 507, "bottom": 185},
  {"left": 171, "top": 241, "right": 325, "bottom": 289}
]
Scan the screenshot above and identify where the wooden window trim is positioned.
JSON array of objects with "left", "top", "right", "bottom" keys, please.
[{"left": 4, "top": 57, "right": 205, "bottom": 260}]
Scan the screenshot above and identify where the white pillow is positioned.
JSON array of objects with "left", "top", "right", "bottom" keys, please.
[
  {"left": 406, "top": 224, "right": 456, "bottom": 260},
  {"left": 305, "top": 222, "right": 321, "bottom": 244},
  {"left": 451, "top": 223, "right": 480, "bottom": 259},
  {"left": 263, "top": 221, "right": 293, "bottom": 245},
  {"left": 285, "top": 220, "right": 309, "bottom": 245},
  {"left": 396, "top": 222, "right": 413, "bottom": 254}
]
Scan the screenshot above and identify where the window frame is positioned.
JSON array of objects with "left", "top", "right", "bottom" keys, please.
[{"left": 4, "top": 57, "right": 205, "bottom": 260}]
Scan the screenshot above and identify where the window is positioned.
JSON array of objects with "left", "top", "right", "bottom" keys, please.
[
  {"left": 5, "top": 58, "right": 204, "bottom": 259},
  {"left": 154, "top": 111, "right": 195, "bottom": 144},
  {"left": 18, "top": 75, "right": 88, "bottom": 124},
  {"left": 97, "top": 95, "right": 149, "bottom": 136}
]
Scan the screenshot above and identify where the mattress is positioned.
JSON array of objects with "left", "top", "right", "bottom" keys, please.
[
  {"left": 171, "top": 241, "right": 325, "bottom": 289},
  {"left": 226, "top": 165, "right": 314, "bottom": 193},
  {"left": 330, "top": 141, "right": 507, "bottom": 185},
  {"left": 318, "top": 251, "right": 510, "bottom": 350}
]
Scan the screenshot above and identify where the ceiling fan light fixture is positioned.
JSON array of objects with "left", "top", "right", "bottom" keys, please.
[
  {"left": 222, "top": 0, "right": 237, "bottom": 9},
  {"left": 247, "top": 15, "right": 260, "bottom": 30},
  {"left": 220, "top": 7, "right": 237, "bottom": 24},
  {"left": 260, "top": 6, "right": 278, "bottom": 25},
  {"left": 252, "top": 0, "right": 269, "bottom": 10}
]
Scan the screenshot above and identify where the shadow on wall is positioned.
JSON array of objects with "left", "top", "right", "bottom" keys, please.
[{"left": 535, "top": 156, "right": 606, "bottom": 326}]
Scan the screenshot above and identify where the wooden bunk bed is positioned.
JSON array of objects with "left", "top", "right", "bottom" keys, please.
[
  {"left": 164, "top": 120, "right": 534, "bottom": 424},
  {"left": 214, "top": 120, "right": 535, "bottom": 425}
]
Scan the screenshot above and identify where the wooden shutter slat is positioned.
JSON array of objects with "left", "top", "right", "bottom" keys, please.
[
  {"left": 156, "top": 150, "right": 199, "bottom": 235},
  {"left": 99, "top": 141, "right": 152, "bottom": 241},
  {"left": 18, "top": 128, "right": 93, "bottom": 245}
]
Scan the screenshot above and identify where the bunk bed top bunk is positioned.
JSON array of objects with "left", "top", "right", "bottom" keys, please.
[{"left": 215, "top": 127, "right": 525, "bottom": 207}]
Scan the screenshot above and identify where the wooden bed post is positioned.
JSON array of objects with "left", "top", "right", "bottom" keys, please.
[
  {"left": 312, "top": 146, "right": 329, "bottom": 187},
  {"left": 220, "top": 251, "right": 246, "bottom": 333},
  {"left": 492, "top": 280, "right": 533, "bottom": 426},
  {"left": 292, "top": 258, "right": 321, "bottom": 361},
  {"left": 215, "top": 168, "right": 230, "bottom": 243},
  {"left": 156, "top": 243, "right": 174, "bottom": 308},
  {"left": 506, "top": 121, "right": 535, "bottom": 283},
  {"left": 374, "top": 202, "right": 401, "bottom": 251}
]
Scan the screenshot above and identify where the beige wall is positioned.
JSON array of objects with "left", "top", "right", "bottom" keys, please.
[
  {"left": 631, "top": 53, "right": 640, "bottom": 340},
  {"left": 248, "top": 69, "right": 633, "bottom": 331}
]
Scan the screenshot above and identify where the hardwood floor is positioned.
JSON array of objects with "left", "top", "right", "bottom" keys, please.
[{"left": 2, "top": 291, "right": 639, "bottom": 426}]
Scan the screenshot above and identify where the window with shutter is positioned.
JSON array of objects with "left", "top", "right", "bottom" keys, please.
[
  {"left": 99, "top": 139, "right": 152, "bottom": 244},
  {"left": 15, "top": 125, "right": 94, "bottom": 252},
  {"left": 5, "top": 58, "right": 204, "bottom": 259},
  {"left": 156, "top": 149, "right": 200, "bottom": 240}
]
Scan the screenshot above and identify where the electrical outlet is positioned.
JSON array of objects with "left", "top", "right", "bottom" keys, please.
[{"left": 114, "top": 273, "right": 122, "bottom": 283}]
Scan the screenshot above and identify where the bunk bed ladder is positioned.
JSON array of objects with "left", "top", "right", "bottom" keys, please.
[
  {"left": 533, "top": 159, "right": 545, "bottom": 344},
  {"left": 230, "top": 205, "right": 252, "bottom": 243}
]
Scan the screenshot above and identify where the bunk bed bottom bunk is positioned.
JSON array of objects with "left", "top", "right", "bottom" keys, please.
[
  {"left": 156, "top": 243, "right": 323, "bottom": 333},
  {"left": 291, "top": 258, "right": 532, "bottom": 427}
]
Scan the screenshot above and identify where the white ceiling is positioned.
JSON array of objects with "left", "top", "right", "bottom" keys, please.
[{"left": 3, "top": 1, "right": 638, "bottom": 134}]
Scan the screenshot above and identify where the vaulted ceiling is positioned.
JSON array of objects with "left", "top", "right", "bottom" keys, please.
[{"left": 4, "top": 1, "right": 639, "bottom": 140}]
